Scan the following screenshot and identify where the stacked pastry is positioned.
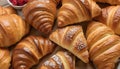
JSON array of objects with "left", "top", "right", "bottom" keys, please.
[
  {"left": 12, "top": 35, "right": 56, "bottom": 69},
  {"left": 0, "top": 0, "right": 120, "bottom": 69},
  {"left": 12, "top": 0, "right": 120, "bottom": 69},
  {"left": 0, "top": 6, "right": 29, "bottom": 69}
]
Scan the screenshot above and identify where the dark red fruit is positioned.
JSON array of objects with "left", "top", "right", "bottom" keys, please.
[
  {"left": 24, "top": 0, "right": 28, "bottom": 3},
  {"left": 10, "top": 0, "right": 28, "bottom": 6},
  {"left": 10, "top": 0, "right": 17, "bottom": 5},
  {"left": 17, "top": 0, "right": 24, "bottom": 6}
]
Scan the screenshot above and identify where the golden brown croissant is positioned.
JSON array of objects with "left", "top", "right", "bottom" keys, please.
[
  {"left": 94, "top": 0, "right": 120, "bottom": 5},
  {"left": 0, "top": 6, "right": 16, "bottom": 15},
  {"left": 81, "top": 0, "right": 101, "bottom": 18},
  {"left": 86, "top": 21, "right": 120, "bottom": 69},
  {"left": 0, "top": 48, "right": 11, "bottom": 69},
  {"left": 23, "top": 0, "right": 60, "bottom": 35},
  {"left": 95, "top": 5, "right": 120, "bottom": 35},
  {"left": 0, "top": 14, "right": 29, "bottom": 47},
  {"left": 49, "top": 25, "right": 89, "bottom": 63},
  {"left": 12, "top": 35, "right": 56, "bottom": 69},
  {"left": 57, "top": 0, "right": 90, "bottom": 27},
  {"left": 38, "top": 50, "right": 75, "bottom": 69}
]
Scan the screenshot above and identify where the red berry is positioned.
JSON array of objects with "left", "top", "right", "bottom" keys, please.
[
  {"left": 24, "top": 0, "right": 28, "bottom": 3},
  {"left": 10, "top": 0, "right": 17, "bottom": 5},
  {"left": 10, "top": 0, "right": 28, "bottom": 6},
  {"left": 17, "top": 0, "right": 24, "bottom": 6}
]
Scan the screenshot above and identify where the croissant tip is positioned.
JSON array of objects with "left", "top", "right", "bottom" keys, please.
[
  {"left": 44, "top": 27, "right": 52, "bottom": 35},
  {"left": 81, "top": 57, "right": 89, "bottom": 63},
  {"left": 85, "top": 59, "right": 89, "bottom": 63},
  {"left": 58, "top": 21, "right": 63, "bottom": 27}
]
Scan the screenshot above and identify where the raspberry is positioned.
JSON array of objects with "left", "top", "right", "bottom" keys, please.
[
  {"left": 10, "top": 0, "right": 28, "bottom": 6},
  {"left": 24, "top": 0, "right": 28, "bottom": 3},
  {"left": 17, "top": 0, "right": 24, "bottom": 6},
  {"left": 10, "top": 0, "right": 17, "bottom": 5}
]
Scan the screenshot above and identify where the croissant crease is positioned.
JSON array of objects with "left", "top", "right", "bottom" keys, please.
[
  {"left": 57, "top": 0, "right": 90, "bottom": 27},
  {"left": 86, "top": 21, "right": 120, "bottom": 69},
  {"left": 38, "top": 50, "right": 75, "bottom": 69},
  {"left": 0, "top": 48, "right": 11, "bottom": 69},
  {"left": 76, "top": 59, "right": 94, "bottom": 69},
  {"left": 96, "top": 5, "right": 120, "bottom": 35},
  {"left": 12, "top": 35, "right": 56, "bottom": 69},
  {"left": 0, "top": 6, "right": 16, "bottom": 15},
  {"left": 23, "top": 0, "right": 60, "bottom": 35},
  {"left": 81, "top": 0, "right": 101, "bottom": 18},
  {"left": 94, "top": 0, "right": 120, "bottom": 5},
  {"left": 49, "top": 25, "right": 89, "bottom": 63},
  {"left": 0, "top": 14, "right": 29, "bottom": 47}
]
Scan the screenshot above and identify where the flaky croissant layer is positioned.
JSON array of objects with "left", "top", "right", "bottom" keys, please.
[
  {"left": 0, "top": 48, "right": 11, "bottom": 69},
  {"left": 12, "top": 35, "right": 56, "bottom": 69},
  {"left": 38, "top": 50, "right": 75, "bottom": 69},
  {"left": 86, "top": 21, "right": 120, "bottom": 69},
  {"left": 57, "top": 0, "right": 90, "bottom": 27},
  {"left": 0, "top": 6, "right": 16, "bottom": 15},
  {"left": 96, "top": 5, "right": 120, "bottom": 35},
  {"left": 82, "top": 0, "right": 101, "bottom": 18},
  {"left": 49, "top": 25, "right": 89, "bottom": 63},
  {"left": 94, "top": 0, "right": 120, "bottom": 5},
  {"left": 23, "top": 0, "right": 60, "bottom": 35},
  {"left": 0, "top": 14, "right": 29, "bottom": 47}
]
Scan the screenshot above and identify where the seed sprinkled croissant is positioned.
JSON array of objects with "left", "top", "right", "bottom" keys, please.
[
  {"left": 38, "top": 50, "right": 75, "bottom": 69},
  {"left": 49, "top": 25, "right": 89, "bottom": 63}
]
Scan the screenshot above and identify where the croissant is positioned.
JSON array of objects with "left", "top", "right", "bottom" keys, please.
[
  {"left": 12, "top": 35, "right": 56, "bottom": 69},
  {"left": 86, "top": 21, "right": 120, "bottom": 69},
  {"left": 38, "top": 50, "right": 75, "bottom": 69},
  {"left": 0, "top": 6, "right": 16, "bottom": 15},
  {"left": 57, "top": 0, "right": 90, "bottom": 27},
  {"left": 0, "top": 14, "right": 29, "bottom": 47},
  {"left": 0, "top": 48, "right": 11, "bottom": 69},
  {"left": 95, "top": 5, "right": 120, "bottom": 35},
  {"left": 94, "top": 0, "right": 120, "bottom": 5},
  {"left": 23, "top": 0, "right": 60, "bottom": 35},
  {"left": 49, "top": 25, "right": 89, "bottom": 63},
  {"left": 81, "top": 0, "right": 101, "bottom": 18}
]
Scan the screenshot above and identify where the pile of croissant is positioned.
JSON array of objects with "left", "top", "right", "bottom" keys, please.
[{"left": 1, "top": 0, "right": 120, "bottom": 69}]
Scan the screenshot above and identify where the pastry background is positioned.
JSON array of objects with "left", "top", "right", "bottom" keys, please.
[{"left": 0, "top": 0, "right": 120, "bottom": 69}]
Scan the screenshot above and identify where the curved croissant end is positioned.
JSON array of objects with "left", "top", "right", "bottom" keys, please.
[
  {"left": 86, "top": 21, "right": 120, "bottom": 69},
  {"left": 0, "top": 14, "right": 29, "bottom": 47},
  {"left": 96, "top": 5, "right": 120, "bottom": 35},
  {"left": 38, "top": 50, "right": 75, "bottom": 69},
  {"left": 12, "top": 35, "right": 56, "bottom": 69},
  {"left": 0, "top": 48, "right": 11, "bottom": 69},
  {"left": 57, "top": 0, "right": 90, "bottom": 27},
  {"left": 0, "top": 6, "right": 16, "bottom": 15},
  {"left": 23, "top": 0, "right": 60, "bottom": 35},
  {"left": 49, "top": 25, "right": 89, "bottom": 63},
  {"left": 82, "top": 0, "right": 101, "bottom": 18}
]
